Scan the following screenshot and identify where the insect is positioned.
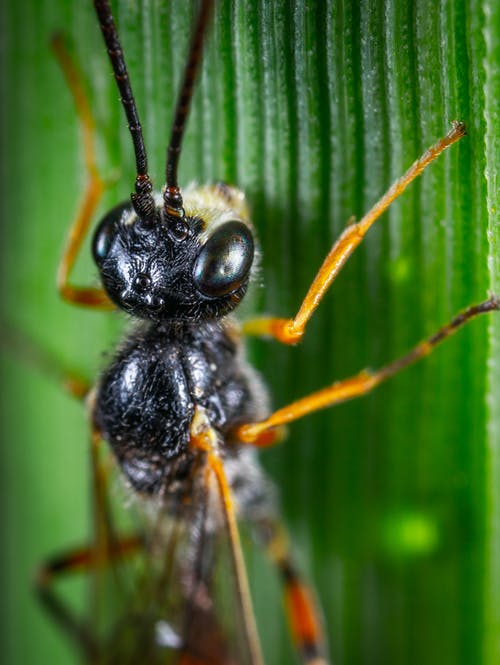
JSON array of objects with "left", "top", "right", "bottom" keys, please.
[{"left": 2, "top": 1, "right": 496, "bottom": 664}]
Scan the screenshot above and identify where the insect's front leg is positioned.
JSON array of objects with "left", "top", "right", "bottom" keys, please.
[
  {"left": 51, "top": 35, "right": 112, "bottom": 310},
  {"left": 243, "top": 123, "right": 466, "bottom": 345}
]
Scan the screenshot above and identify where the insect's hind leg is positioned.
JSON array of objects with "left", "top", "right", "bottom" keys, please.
[
  {"left": 255, "top": 520, "right": 329, "bottom": 665},
  {"left": 51, "top": 34, "right": 113, "bottom": 310}
]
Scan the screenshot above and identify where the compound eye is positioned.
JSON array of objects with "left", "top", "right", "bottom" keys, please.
[
  {"left": 193, "top": 221, "right": 254, "bottom": 297},
  {"left": 92, "top": 218, "right": 116, "bottom": 265},
  {"left": 92, "top": 202, "right": 130, "bottom": 265}
]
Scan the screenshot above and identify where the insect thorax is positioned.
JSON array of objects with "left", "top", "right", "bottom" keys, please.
[{"left": 92, "top": 318, "right": 269, "bottom": 495}]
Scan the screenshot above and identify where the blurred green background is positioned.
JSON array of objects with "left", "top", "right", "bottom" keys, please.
[{"left": 1, "top": 1, "right": 500, "bottom": 663}]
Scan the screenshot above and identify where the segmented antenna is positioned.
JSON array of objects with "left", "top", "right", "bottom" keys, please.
[
  {"left": 93, "top": 0, "right": 155, "bottom": 220},
  {"left": 163, "top": 0, "right": 214, "bottom": 223}
]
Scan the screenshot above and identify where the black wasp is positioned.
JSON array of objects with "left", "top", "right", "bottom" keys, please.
[{"left": 27, "top": 0, "right": 499, "bottom": 664}]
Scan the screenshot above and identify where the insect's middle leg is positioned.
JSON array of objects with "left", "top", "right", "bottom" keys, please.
[
  {"left": 243, "top": 123, "right": 465, "bottom": 345},
  {"left": 237, "top": 296, "right": 500, "bottom": 444}
]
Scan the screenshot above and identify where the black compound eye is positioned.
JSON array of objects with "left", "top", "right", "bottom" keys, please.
[
  {"left": 193, "top": 221, "right": 254, "bottom": 297},
  {"left": 134, "top": 273, "right": 152, "bottom": 292},
  {"left": 92, "top": 218, "right": 116, "bottom": 264},
  {"left": 92, "top": 201, "right": 131, "bottom": 265}
]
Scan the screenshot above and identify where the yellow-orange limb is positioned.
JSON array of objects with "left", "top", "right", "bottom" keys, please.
[
  {"left": 242, "top": 122, "right": 466, "bottom": 345},
  {"left": 285, "top": 581, "right": 328, "bottom": 665},
  {"left": 189, "top": 407, "right": 264, "bottom": 665},
  {"left": 265, "top": 525, "right": 327, "bottom": 665},
  {"left": 51, "top": 35, "right": 113, "bottom": 310},
  {"left": 237, "top": 295, "right": 499, "bottom": 444}
]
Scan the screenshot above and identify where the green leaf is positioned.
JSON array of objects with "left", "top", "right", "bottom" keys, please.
[{"left": 1, "top": 1, "right": 499, "bottom": 664}]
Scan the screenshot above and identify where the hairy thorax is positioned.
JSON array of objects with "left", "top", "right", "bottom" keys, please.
[{"left": 92, "top": 319, "right": 268, "bottom": 494}]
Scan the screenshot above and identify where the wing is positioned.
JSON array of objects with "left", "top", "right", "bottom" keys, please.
[
  {"left": 97, "top": 443, "right": 264, "bottom": 665},
  {"left": 175, "top": 449, "right": 264, "bottom": 665}
]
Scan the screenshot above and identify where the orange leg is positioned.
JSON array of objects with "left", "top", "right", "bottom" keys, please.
[
  {"left": 51, "top": 34, "right": 113, "bottom": 310},
  {"left": 242, "top": 122, "right": 466, "bottom": 345},
  {"left": 192, "top": 410, "right": 328, "bottom": 663},
  {"left": 237, "top": 296, "right": 500, "bottom": 445},
  {"left": 260, "top": 522, "right": 328, "bottom": 665},
  {"left": 190, "top": 408, "right": 265, "bottom": 665}
]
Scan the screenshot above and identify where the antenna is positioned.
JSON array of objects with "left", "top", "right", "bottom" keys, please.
[
  {"left": 93, "top": 0, "right": 155, "bottom": 220},
  {"left": 163, "top": 0, "right": 214, "bottom": 224}
]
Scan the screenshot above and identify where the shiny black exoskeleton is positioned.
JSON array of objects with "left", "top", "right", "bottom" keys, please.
[
  {"left": 91, "top": 192, "right": 264, "bottom": 495},
  {"left": 93, "top": 318, "right": 264, "bottom": 494},
  {"left": 92, "top": 199, "right": 254, "bottom": 321}
]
